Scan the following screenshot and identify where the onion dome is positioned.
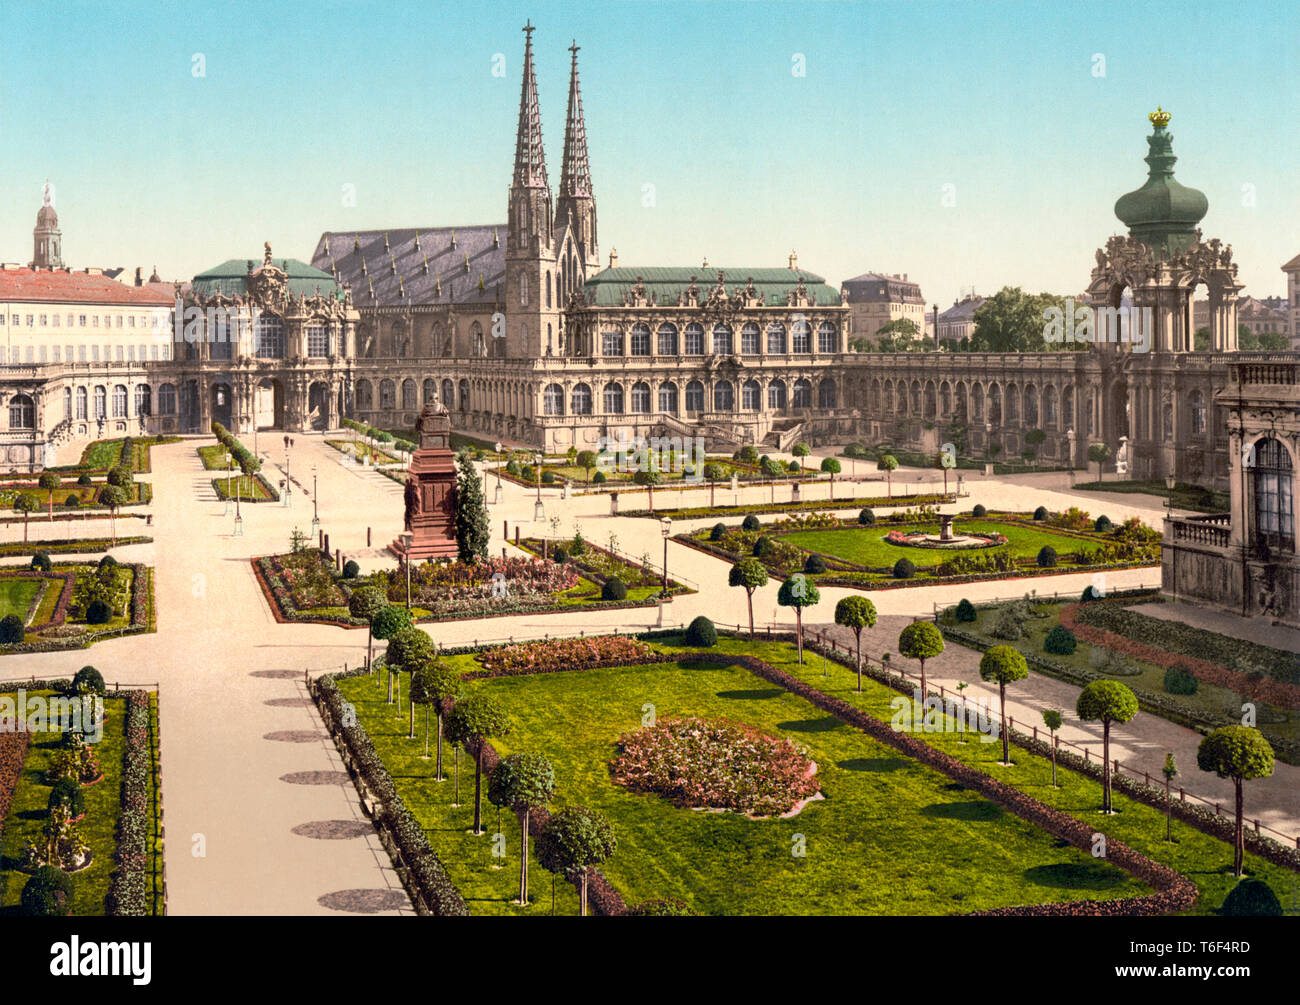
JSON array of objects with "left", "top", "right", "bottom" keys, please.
[{"left": 1114, "top": 107, "right": 1207, "bottom": 257}]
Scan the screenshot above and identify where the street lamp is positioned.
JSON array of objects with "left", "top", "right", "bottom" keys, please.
[
  {"left": 400, "top": 531, "right": 414, "bottom": 610},
  {"left": 1165, "top": 473, "right": 1176, "bottom": 521},
  {"left": 494, "top": 441, "right": 504, "bottom": 504},
  {"left": 283, "top": 441, "right": 292, "bottom": 507},
  {"left": 533, "top": 451, "right": 545, "bottom": 522},
  {"left": 224, "top": 451, "right": 232, "bottom": 516},
  {"left": 311, "top": 463, "right": 319, "bottom": 536},
  {"left": 233, "top": 469, "right": 243, "bottom": 536},
  {"left": 660, "top": 517, "right": 672, "bottom": 595}
]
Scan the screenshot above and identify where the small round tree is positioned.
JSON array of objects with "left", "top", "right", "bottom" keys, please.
[
  {"left": 535, "top": 805, "right": 616, "bottom": 917},
  {"left": 877, "top": 454, "right": 899, "bottom": 498},
  {"left": 792, "top": 442, "right": 811, "bottom": 460},
  {"left": 1197, "top": 726, "right": 1275, "bottom": 877},
  {"left": 820, "top": 457, "right": 841, "bottom": 500},
  {"left": 741, "top": 514, "right": 761, "bottom": 532},
  {"left": 633, "top": 467, "right": 661, "bottom": 513},
  {"left": 684, "top": 616, "right": 717, "bottom": 647},
  {"left": 1042, "top": 709, "right": 1063, "bottom": 787},
  {"left": 1076, "top": 679, "right": 1139, "bottom": 813},
  {"left": 13, "top": 493, "right": 40, "bottom": 543},
  {"left": 21, "top": 866, "right": 73, "bottom": 916},
  {"left": 1043, "top": 625, "right": 1076, "bottom": 655},
  {"left": 488, "top": 753, "right": 556, "bottom": 906},
  {"left": 834, "top": 595, "right": 877, "bottom": 692},
  {"left": 372, "top": 604, "right": 415, "bottom": 706},
  {"left": 703, "top": 462, "right": 725, "bottom": 507},
  {"left": 385, "top": 626, "right": 434, "bottom": 714},
  {"left": 728, "top": 558, "right": 769, "bottom": 637},
  {"left": 96, "top": 484, "right": 129, "bottom": 547},
  {"left": 38, "top": 471, "right": 61, "bottom": 521},
  {"left": 445, "top": 694, "right": 512, "bottom": 836},
  {"left": 954, "top": 598, "right": 977, "bottom": 623},
  {"left": 1162, "top": 752, "right": 1178, "bottom": 842},
  {"left": 858, "top": 508, "right": 875, "bottom": 525},
  {"left": 898, "top": 621, "right": 944, "bottom": 705},
  {"left": 1088, "top": 442, "right": 1110, "bottom": 482},
  {"left": 576, "top": 449, "right": 598, "bottom": 488},
  {"left": 347, "top": 586, "right": 388, "bottom": 671},
  {"left": 30, "top": 551, "right": 51, "bottom": 572},
  {"left": 777, "top": 574, "right": 820, "bottom": 664},
  {"left": 979, "top": 645, "right": 1029, "bottom": 765},
  {"left": 417, "top": 661, "right": 461, "bottom": 780},
  {"left": 73, "top": 666, "right": 105, "bottom": 696}
]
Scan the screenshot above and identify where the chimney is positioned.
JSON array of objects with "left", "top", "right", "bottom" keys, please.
[
  {"left": 134, "top": 267, "right": 142, "bottom": 286},
  {"left": 609, "top": 248, "right": 618, "bottom": 269},
  {"left": 788, "top": 251, "right": 798, "bottom": 271}
]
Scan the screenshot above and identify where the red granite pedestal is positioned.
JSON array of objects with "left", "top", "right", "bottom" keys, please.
[{"left": 389, "top": 402, "right": 459, "bottom": 562}]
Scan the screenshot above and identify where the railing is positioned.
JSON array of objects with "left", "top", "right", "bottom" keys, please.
[
  {"left": 1169, "top": 514, "right": 1232, "bottom": 547},
  {"left": 1236, "top": 362, "right": 1298, "bottom": 386}
]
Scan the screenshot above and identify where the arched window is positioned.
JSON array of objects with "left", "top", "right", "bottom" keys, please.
[
  {"left": 910, "top": 381, "right": 922, "bottom": 415},
  {"left": 401, "top": 379, "right": 417, "bottom": 410},
  {"left": 629, "top": 324, "right": 651, "bottom": 356},
  {"left": 817, "top": 321, "right": 838, "bottom": 353},
  {"left": 656, "top": 323, "right": 678, "bottom": 356},
  {"left": 768, "top": 379, "right": 787, "bottom": 410},
  {"left": 792, "top": 378, "right": 812, "bottom": 408},
  {"left": 740, "top": 323, "right": 760, "bottom": 354},
  {"left": 543, "top": 383, "right": 564, "bottom": 416},
  {"left": 63, "top": 386, "right": 71, "bottom": 419},
  {"left": 441, "top": 379, "right": 454, "bottom": 409},
  {"left": 766, "top": 322, "right": 787, "bottom": 354},
  {"left": 306, "top": 323, "right": 329, "bottom": 357},
  {"left": 683, "top": 324, "right": 704, "bottom": 355},
  {"left": 1189, "top": 389, "right": 1205, "bottom": 436},
  {"left": 520, "top": 271, "right": 529, "bottom": 307},
  {"left": 76, "top": 386, "right": 88, "bottom": 420},
  {"left": 457, "top": 379, "right": 470, "bottom": 411},
  {"left": 791, "top": 319, "right": 811, "bottom": 353},
  {"left": 255, "top": 314, "right": 285, "bottom": 358},
  {"left": 1024, "top": 385, "right": 1038, "bottom": 426},
  {"left": 988, "top": 384, "right": 1001, "bottom": 424},
  {"left": 159, "top": 383, "right": 176, "bottom": 415},
  {"left": 8, "top": 393, "right": 33, "bottom": 429},
  {"left": 742, "top": 379, "right": 761, "bottom": 411},
  {"left": 713, "top": 380, "right": 734, "bottom": 411},
  {"left": 571, "top": 384, "right": 592, "bottom": 415},
  {"left": 135, "top": 384, "right": 151, "bottom": 416},
  {"left": 1043, "top": 386, "right": 1057, "bottom": 428},
  {"left": 112, "top": 384, "right": 128, "bottom": 418},
  {"left": 685, "top": 380, "right": 704, "bottom": 412},
  {"left": 973, "top": 384, "right": 984, "bottom": 421},
  {"left": 603, "top": 382, "right": 624, "bottom": 414},
  {"left": 924, "top": 381, "right": 937, "bottom": 419},
  {"left": 355, "top": 379, "right": 373, "bottom": 410},
  {"left": 658, "top": 382, "right": 678, "bottom": 414},
  {"left": 1253, "top": 437, "right": 1294, "bottom": 552},
  {"left": 630, "top": 381, "right": 651, "bottom": 413},
  {"left": 712, "top": 324, "right": 733, "bottom": 355},
  {"left": 818, "top": 378, "right": 837, "bottom": 408},
  {"left": 380, "top": 379, "right": 396, "bottom": 409},
  {"left": 545, "top": 271, "right": 551, "bottom": 309},
  {"left": 869, "top": 379, "right": 882, "bottom": 412},
  {"left": 423, "top": 378, "right": 437, "bottom": 405},
  {"left": 1005, "top": 384, "right": 1019, "bottom": 423}
]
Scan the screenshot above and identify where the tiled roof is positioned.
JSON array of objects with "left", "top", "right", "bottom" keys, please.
[
  {"left": 582, "top": 266, "right": 841, "bottom": 308},
  {"left": 0, "top": 267, "right": 172, "bottom": 306},
  {"left": 938, "top": 297, "right": 984, "bottom": 322},
  {"left": 311, "top": 226, "right": 506, "bottom": 308},
  {"left": 192, "top": 258, "right": 344, "bottom": 300}
]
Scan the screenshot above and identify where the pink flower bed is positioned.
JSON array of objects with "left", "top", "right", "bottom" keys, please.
[
  {"left": 610, "top": 717, "right": 820, "bottom": 817},
  {"left": 473, "top": 635, "right": 652, "bottom": 677}
]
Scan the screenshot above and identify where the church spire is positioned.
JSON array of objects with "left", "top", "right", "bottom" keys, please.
[
  {"left": 512, "top": 21, "right": 548, "bottom": 191},
  {"left": 558, "top": 40, "right": 592, "bottom": 200}
]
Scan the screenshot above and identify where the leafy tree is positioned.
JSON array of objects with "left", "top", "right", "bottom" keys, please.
[
  {"left": 1042, "top": 709, "right": 1063, "bottom": 787},
  {"left": 419, "top": 660, "right": 460, "bottom": 780},
  {"left": 777, "top": 575, "right": 820, "bottom": 664},
  {"left": 791, "top": 443, "right": 810, "bottom": 459},
  {"left": 488, "top": 753, "right": 555, "bottom": 906},
  {"left": 347, "top": 586, "right": 388, "bottom": 670},
  {"left": 1197, "top": 726, "right": 1275, "bottom": 877},
  {"left": 106, "top": 464, "right": 133, "bottom": 489},
  {"left": 534, "top": 806, "right": 616, "bottom": 917},
  {"left": 454, "top": 452, "right": 489, "bottom": 563},
  {"left": 1088, "top": 443, "right": 1110, "bottom": 483},
  {"left": 385, "top": 625, "right": 434, "bottom": 713},
  {"left": 633, "top": 466, "right": 660, "bottom": 513},
  {"left": 1076, "top": 680, "right": 1139, "bottom": 813},
  {"left": 820, "top": 457, "right": 841, "bottom": 499},
  {"left": 703, "top": 462, "right": 725, "bottom": 507},
  {"left": 373, "top": 605, "right": 416, "bottom": 709},
  {"left": 759, "top": 456, "right": 783, "bottom": 479},
  {"left": 728, "top": 559, "right": 768, "bottom": 637},
  {"left": 13, "top": 493, "right": 39, "bottom": 542},
  {"left": 834, "top": 595, "right": 877, "bottom": 691},
  {"left": 738, "top": 445, "right": 759, "bottom": 465},
  {"left": 979, "top": 645, "right": 1029, "bottom": 765},
  {"left": 576, "top": 449, "right": 598, "bottom": 488},
  {"left": 898, "top": 621, "right": 944, "bottom": 705},
  {"left": 445, "top": 694, "right": 512, "bottom": 835},
  {"left": 1162, "top": 752, "right": 1178, "bottom": 842},
  {"left": 96, "top": 485, "right": 128, "bottom": 546},
  {"left": 968, "top": 286, "right": 1067, "bottom": 352},
  {"left": 38, "top": 472, "right": 61, "bottom": 520},
  {"left": 877, "top": 454, "right": 898, "bottom": 498},
  {"left": 873, "top": 317, "right": 928, "bottom": 352}
]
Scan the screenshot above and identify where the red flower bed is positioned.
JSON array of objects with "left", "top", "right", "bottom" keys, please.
[
  {"left": 471, "top": 635, "right": 654, "bottom": 677},
  {"left": 0, "top": 730, "right": 31, "bottom": 825}
]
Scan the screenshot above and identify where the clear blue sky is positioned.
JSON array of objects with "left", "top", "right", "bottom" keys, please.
[{"left": 2, "top": 1, "right": 1296, "bottom": 307}]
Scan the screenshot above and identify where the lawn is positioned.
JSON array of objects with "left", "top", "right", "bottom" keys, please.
[
  {"left": 783, "top": 520, "right": 1089, "bottom": 570},
  {"left": 211, "top": 475, "right": 275, "bottom": 502},
  {"left": 0, "top": 579, "right": 42, "bottom": 621},
  {"left": 328, "top": 439, "right": 404, "bottom": 465},
  {"left": 338, "top": 650, "right": 1150, "bottom": 915},
  {"left": 1074, "top": 479, "right": 1229, "bottom": 514}
]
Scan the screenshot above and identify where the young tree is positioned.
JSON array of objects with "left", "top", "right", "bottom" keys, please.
[
  {"left": 371, "top": 604, "right": 414, "bottom": 705},
  {"left": 535, "top": 805, "right": 616, "bottom": 917},
  {"left": 728, "top": 558, "right": 768, "bottom": 637},
  {"left": 488, "top": 753, "right": 556, "bottom": 906},
  {"left": 1162, "top": 752, "right": 1178, "bottom": 843},
  {"left": 1197, "top": 726, "right": 1275, "bottom": 877},
  {"left": 385, "top": 626, "right": 433, "bottom": 715},
  {"left": 777, "top": 574, "right": 820, "bottom": 664},
  {"left": 877, "top": 454, "right": 898, "bottom": 498},
  {"left": 576, "top": 449, "right": 598, "bottom": 488},
  {"left": 419, "top": 661, "right": 461, "bottom": 779},
  {"left": 445, "top": 694, "right": 511, "bottom": 835},
  {"left": 38, "top": 472, "right": 61, "bottom": 521},
  {"left": 791, "top": 442, "right": 811, "bottom": 460},
  {"left": 347, "top": 586, "right": 388, "bottom": 670},
  {"left": 898, "top": 621, "right": 944, "bottom": 705},
  {"left": 820, "top": 457, "right": 841, "bottom": 500},
  {"left": 95, "top": 485, "right": 128, "bottom": 546},
  {"left": 633, "top": 467, "right": 660, "bottom": 513},
  {"left": 1042, "top": 709, "right": 1063, "bottom": 787},
  {"left": 834, "top": 595, "right": 877, "bottom": 692},
  {"left": 14, "top": 493, "right": 40, "bottom": 543},
  {"left": 1076, "top": 679, "right": 1139, "bottom": 813},
  {"left": 1088, "top": 442, "right": 1110, "bottom": 483},
  {"left": 1024, "top": 428, "right": 1046, "bottom": 466},
  {"left": 703, "top": 462, "right": 725, "bottom": 507},
  {"left": 454, "top": 451, "right": 489, "bottom": 563},
  {"left": 978, "top": 645, "right": 1029, "bottom": 765}
]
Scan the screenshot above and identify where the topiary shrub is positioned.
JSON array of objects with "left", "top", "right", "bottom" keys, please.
[
  {"left": 1036, "top": 546, "right": 1058, "bottom": 568},
  {"left": 753, "top": 537, "right": 776, "bottom": 558},
  {"left": 972, "top": 504, "right": 987, "bottom": 517},
  {"left": 85, "top": 600, "right": 112, "bottom": 625},
  {"left": 1094, "top": 515, "right": 1113, "bottom": 533},
  {"left": 343, "top": 560, "right": 360, "bottom": 578},
  {"left": 22, "top": 867, "right": 74, "bottom": 916},
  {"left": 48, "top": 778, "right": 86, "bottom": 819},
  {"left": 30, "top": 552, "right": 51, "bottom": 572},
  {"left": 601, "top": 577, "right": 627, "bottom": 601},
  {"left": 107, "top": 465, "right": 132, "bottom": 488},
  {"left": 892, "top": 558, "right": 915, "bottom": 580},
  {"left": 65, "top": 495, "right": 80, "bottom": 507},
  {"left": 955, "top": 598, "right": 977, "bottom": 623},
  {"left": 990, "top": 606, "right": 1026, "bottom": 640},
  {"left": 709, "top": 522, "right": 726, "bottom": 541},
  {"left": 0, "top": 614, "right": 24, "bottom": 644},
  {"left": 541, "top": 471, "right": 555, "bottom": 484},
  {"left": 1081, "top": 585, "right": 1104, "bottom": 603},
  {"left": 742, "top": 514, "right": 761, "bottom": 532},
  {"left": 551, "top": 545, "right": 568, "bottom": 564},
  {"left": 506, "top": 460, "right": 522, "bottom": 477},
  {"left": 98, "top": 555, "right": 118, "bottom": 570},
  {"left": 684, "top": 616, "right": 717, "bottom": 647},
  {"left": 1033, "top": 506, "right": 1049, "bottom": 521},
  {"left": 803, "top": 554, "right": 827, "bottom": 575},
  {"left": 1043, "top": 625, "right": 1077, "bottom": 655},
  {"left": 77, "top": 474, "right": 93, "bottom": 487},
  {"left": 787, "top": 460, "right": 800, "bottom": 473},
  {"left": 592, "top": 471, "right": 606, "bottom": 484},
  {"left": 73, "top": 665, "right": 105, "bottom": 695},
  {"left": 858, "top": 508, "right": 875, "bottom": 525},
  {"left": 1218, "top": 878, "right": 1282, "bottom": 917},
  {"left": 1163, "top": 664, "right": 1199, "bottom": 695}
]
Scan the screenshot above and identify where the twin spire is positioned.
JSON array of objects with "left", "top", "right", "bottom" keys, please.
[
  {"left": 511, "top": 22, "right": 592, "bottom": 202},
  {"left": 558, "top": 40, "right": 592, "bottom": 199}
]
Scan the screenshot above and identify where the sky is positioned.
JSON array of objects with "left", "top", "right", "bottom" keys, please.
[{"left": 1, "top": 0, "right": 1296, "bottom": 308}]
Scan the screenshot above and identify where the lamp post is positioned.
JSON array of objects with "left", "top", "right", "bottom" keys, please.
[
  {"left": 533, "top": 451, "right": 544, "bottom": 522},
  {"left": 283, "top": 441, "right": 292, "bottom": 507},
  {"left": 233, "top": 467, "right": 243, "bottom": 536},
  {"left": 400, "top": 531, "right": 414, "bottom": 610},
  {"left": 311, "top": 463, "right": 319, "bottom": 536},
  {"left": 224, "top": 451, "right": 232, "bottom": 516},
  {"left": 1165, "top": 473, "right": 1177, "bottom": 604},
  {"left": 1165, "top": 473, "right": 1176, "bottom": 521},
  {"left": 494, "top": 441, "right": 504, "bottom": 505},
  {"left": 660, "top": 517, "right": 672, "bottom": 595}
]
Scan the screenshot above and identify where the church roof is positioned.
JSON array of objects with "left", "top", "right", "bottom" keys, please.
[
  {"left": 311, "top": 226, "right": 506, "bottom": 308},
  {"left": 192, "top": 257, "right": 344, "bottom": 300},
  {"left": 0, "top": 266, "right": 171, "bottom": 305},
  {"left": 582, "top": 267, "right": 840, "bottom": 308}
]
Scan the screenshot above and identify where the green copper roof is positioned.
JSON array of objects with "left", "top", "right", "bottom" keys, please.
[
  {"left": 583, "top": 266, "right": 840, "bottom": 308},
  {"left": 191, "top": 257, "right": 346, "bottom": 300},
  {"left": 1114, "top": 109, "right": 1207, "bottom": 257}
]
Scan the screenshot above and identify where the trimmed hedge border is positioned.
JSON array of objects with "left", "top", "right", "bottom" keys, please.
[
  {"left": 107, "top": 691, "right": 152, "bottom": 916},
  {"left": 626, "top": 492, "right": 949, "bottom": 521},
  {"left": 0, "top": 563, "right": 154, "bottom": 655},
  {"left": 0, "top": 536, "right": 151, "bottom": 558}
]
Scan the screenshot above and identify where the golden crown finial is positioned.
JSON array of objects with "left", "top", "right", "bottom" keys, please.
[{"left": 1149, "top": 106, "right": 1171, "bottom": 128}]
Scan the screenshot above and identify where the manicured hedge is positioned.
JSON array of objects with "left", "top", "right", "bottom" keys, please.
[{"left": 106, "top": 691, "right": 153, "bottom": 916}]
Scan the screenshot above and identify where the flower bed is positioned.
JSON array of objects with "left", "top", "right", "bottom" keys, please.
[
  {"left": 610, "top": 716, "right": 819, "bottom": 817},
  {"left": 471, "top": 635, "right": 653, "bottom": 677},
  {"left": 0, "top": 731, "right": 31, "bottom": 827},
  {"left": 106, "top": 691, "right": 156, "bottom": 916},
  {"left": 0, "top": 564, "right": 153, "bottom": 654}
]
